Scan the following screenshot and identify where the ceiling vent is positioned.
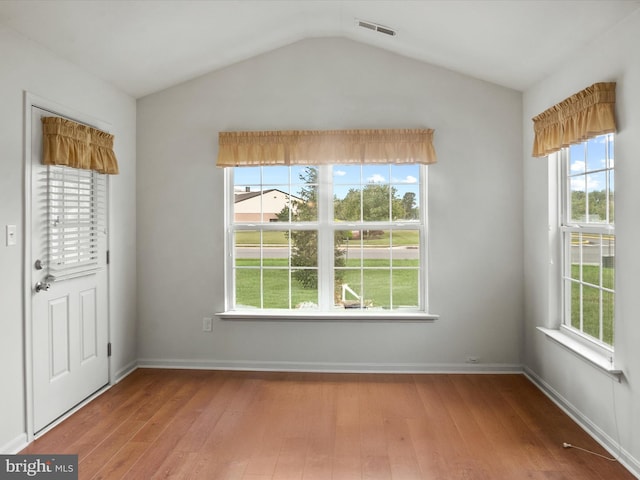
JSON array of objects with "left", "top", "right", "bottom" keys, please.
[{"left": 356, "top": 19, "right": 397, "bottom": 37}]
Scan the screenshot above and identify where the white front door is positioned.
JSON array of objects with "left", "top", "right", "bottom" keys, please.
[{"left": 30, "top": 106, "right": 109, "bottom": 433}]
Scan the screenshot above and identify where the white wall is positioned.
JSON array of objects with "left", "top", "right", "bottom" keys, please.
[
  {"left": 0, "top": 26, "right": 137, "bottom": 452},
  {"left": 523, "top": 9, "right": 640, "bottom": 473},
  {"left": 137, "top": 38, "right": 523, "bottom": 371}
]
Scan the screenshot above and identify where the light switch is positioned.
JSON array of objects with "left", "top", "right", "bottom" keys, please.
[{"left": 6, "top": 225, "right": 17, "bottom": 246}]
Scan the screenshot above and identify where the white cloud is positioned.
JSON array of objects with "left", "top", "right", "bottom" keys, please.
[
  {"left": 570, "top": 161, "right": 585, "bottom": 173},
  {"left": 334, "top": 170, "right": 347, "bottom": 177},
  {"left": 571, "top": 176, "right": 602, "bottom": 192},
  {"left": 367, "top": 173, "right": 386, "bottom": 183},
  {"left": 390, "top": 175, "right": 418, "bottom": 184},
  {"left": 403, "top": 175, "right": 418, "bottom": 184}
]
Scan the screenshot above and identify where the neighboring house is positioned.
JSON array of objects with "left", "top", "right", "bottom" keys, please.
[{"left": 234, "top": 188, "right": 300, "bottom": 222}]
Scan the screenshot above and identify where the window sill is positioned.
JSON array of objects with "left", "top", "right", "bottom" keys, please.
[
  {"left": 217, "top": 310, "right": 439, "bottom": 322},
  {"left": 537, "top": 327, "right": 622, "bottom": 381}
]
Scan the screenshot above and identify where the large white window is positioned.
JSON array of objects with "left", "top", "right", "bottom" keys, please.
[
  {"left": 560, "top": 134, "right": 615, "bottom": 347},
  {"left": 226, "top": 163, "right": 428, "bottom": 315}
]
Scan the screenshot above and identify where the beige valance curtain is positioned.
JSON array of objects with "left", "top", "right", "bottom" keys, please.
[
  {"left": 42, "top": 117, "right": 119, "bottom": 174},
  {"left": 216, "top": 128, "right": 437, "bottom": 167},
  {"left": 531, "top": 82, "right": 616, "bottom": 157}
]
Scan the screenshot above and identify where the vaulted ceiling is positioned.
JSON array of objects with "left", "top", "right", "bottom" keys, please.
[{"left": 1, "top": 0, "right": 638, "bottom": 98}]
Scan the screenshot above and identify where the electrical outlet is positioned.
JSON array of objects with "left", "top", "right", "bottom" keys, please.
[{"left": 202, "top": 317, "right": 213, "bottom": 332}]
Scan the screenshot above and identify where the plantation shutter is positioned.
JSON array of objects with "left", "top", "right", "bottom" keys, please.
[{"left": 46, "top": 165, "right": 106, "bottom": 279}]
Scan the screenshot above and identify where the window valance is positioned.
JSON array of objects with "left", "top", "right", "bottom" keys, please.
[
  {"left": 42, "top": 117, "right": 119, "bottom": 174},
  {"left": 531, "top": 82, "right": 616, "bottom": 157},
  {"left": 216, "top": 128, "right": 437, "bottom": 167}
]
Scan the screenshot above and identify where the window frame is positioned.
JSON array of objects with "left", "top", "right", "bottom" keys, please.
[
  {"left": 558, "top": 134, "right": 615, "bottom": 356},
  {"left": 221, "top": 164, "right": 437, "bottom": 321}
]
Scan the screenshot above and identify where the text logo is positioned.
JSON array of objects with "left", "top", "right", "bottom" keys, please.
[{"left": 0, "top": 455, "right": 77, "bottom": 480}]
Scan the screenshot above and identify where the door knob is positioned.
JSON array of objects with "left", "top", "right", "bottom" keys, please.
[
  {"left": 35, "top": 281, "right": 51, "bottom": 293},
  {"left": 35, "top": 275, "right": 55, "bottom": 293}
]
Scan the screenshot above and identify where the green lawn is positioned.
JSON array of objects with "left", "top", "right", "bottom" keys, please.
[
  {"left": 570, "top": 264, "right": 614, "bottom": 345},
  {"left": 235, "top": 258, "right": 419, "bottom": 309},
  {"left": 235, "top": 258, "right": 614, "bottom": 342}
]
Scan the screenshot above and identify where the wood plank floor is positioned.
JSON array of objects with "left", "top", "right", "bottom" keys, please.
[{"left": 21, "top": 369, "right": 635, "bottom": 479}]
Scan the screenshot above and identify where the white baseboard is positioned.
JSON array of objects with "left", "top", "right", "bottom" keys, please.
[
  {"left": 136, "top": 358, "right": 523, "bottom": 374},
  {"left": 112, "top": 360, "right": 138, "bottom": 384},
  {"left": 1, "top": 433, "right": 28, "bottom": 454},
  {"left": 524, "top": 366, "right": 640, "bottom": 479}
]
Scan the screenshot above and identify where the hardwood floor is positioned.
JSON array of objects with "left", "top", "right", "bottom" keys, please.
[{"left": 21, "top": 369, "right": 635, "bottom": 479}]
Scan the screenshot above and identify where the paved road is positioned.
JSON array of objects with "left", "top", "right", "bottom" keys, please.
[{"left": 572, "top": 244, "right": 615, "bottom": 265}]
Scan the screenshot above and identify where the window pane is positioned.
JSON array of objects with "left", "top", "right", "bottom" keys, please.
[
  {"left": 391, "top": 165, "right": 420, "bottom": 221},
  {"left": 266, "top": 186, "right": 290, "bottom": 222},
  {"left": 235, "top": 268, "right": 261, "bottom": 308},
  {"left": 335, "top": 230, "right": 355, "bottom": 267},
  {"left": 333, "top": 165, "right": 361, "bottom": 184},
  {"left": 363, "top": 165, "right": 390, "bottom": 185},
  {"left": 364, "top": 229, "right": 390, "bottom": 258},
  {"left": 334, "top": 186, "right": 362, "bottom": 222},
  {"left": 570, "top": 280, "right": 581, "bottom": 330},
  {"left": 336, "top": 271, "right": 362, "bottom": 308},
  {"left": 362, "top": 184, "right": 391, "bottom": 221},
  {"left": 290, "top": 230, "right": 318, "bottom": 289},
  {"left": 586, "top": 172, "right": 607, "bottom": 222},
  {"left": 569, "top": 232, "right": 581, "bottom": 280},
  {"left": 569, "top": 177, "right": 586, "bottom": 222},
  {"left": 363, "top": 269, "right": 390, "bottom": 309},
  {"left": 608, "top": 135, "right": 615, "bottom": 168},
  {"left": 262, "top": 166, "right": 289, "bottom": 185},
  {"left": 391, "top": 230, "right": 420, "bottom": 267},
  {"left": 291, "top": 165, "right": 316, "bottom": 184},
  {"left": 392, "top": 269, "right": 419, "bottom": 308},
  {"left": 234, "top": 167, "right": 261, "bottom": 186},
  {"left": 291, "top": 166, "right": 318, "bottom": 222},
  {"left": 602, "top": 235, "right": 615, "bottom": 290},
  {"left": 569, "top": 143, "right": 585, "bottom": 173},
  {"left": 603, "top": 291, "right": 614, "bottom": 345},
  {"left": 264, "top": 237, "right": 290, "bottom": 267},
  {"left": 235, "top": 231, "right": 259, "bottom": 266},
  {"left": 582, "top": 285, "right": 600, "bottom": 340},
  {"left": 391, "top": 164, "right": 419, "bottom": 185},
  {"left": 586, "top": 136, "right": 607, "bottom": 172},
  {"left": 609, "top": 170, "right": 615, "bottom": 223},
  {"left": 582, "top": 261, "right": 600, "bottom": 291},
  {"left": 291, "top": 270, "right": 318, "bottom": 308},
  {"left": 263, "top": 269, "right": 290, "bottom": 309},
  {"left": 292, "top": 189, "right": 318, "bottom": 222},
  {"left": 395, "top": 186, "right": 419, "bottom": 221}
]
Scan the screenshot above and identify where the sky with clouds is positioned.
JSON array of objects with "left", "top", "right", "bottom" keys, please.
[
  {"left": 234, "top": 164, "right": 422, "bottom": 202},
  {"left": 568, "top": 134, "right": 614, "bottom": 192}
]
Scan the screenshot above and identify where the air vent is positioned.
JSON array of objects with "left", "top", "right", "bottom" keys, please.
[{"left": 356, "top": 19, "right": 397, "bottom": 37}]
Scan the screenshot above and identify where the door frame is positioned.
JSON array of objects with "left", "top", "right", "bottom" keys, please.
[{"left": 23, "top": 92, "right": 112, "bottom": 440}]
